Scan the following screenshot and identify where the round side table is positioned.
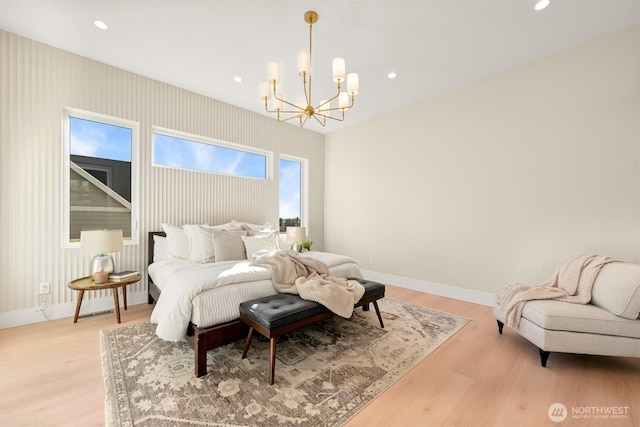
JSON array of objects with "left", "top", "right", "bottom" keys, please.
[{"left": 67, "top": 273, "right": 142, "bottom": 323}]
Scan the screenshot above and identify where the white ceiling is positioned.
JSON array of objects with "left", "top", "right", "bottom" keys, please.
[{"left": 1, "top": 0, "right": 639, "bottom": 134}]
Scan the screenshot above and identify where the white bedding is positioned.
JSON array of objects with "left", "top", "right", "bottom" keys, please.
[{"left": 149, "top": 251, "right": 362, "bottom": 342}]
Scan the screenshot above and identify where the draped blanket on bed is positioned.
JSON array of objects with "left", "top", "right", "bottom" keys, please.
[
  {"left": 150, "top": 251, "right": 362, "bottom": 342},
  {"left": 496, "top": 254, "right": 617, "bottom": 328},
  {"left": 250, "top": 249, "right": 365, "bottom": 318}
]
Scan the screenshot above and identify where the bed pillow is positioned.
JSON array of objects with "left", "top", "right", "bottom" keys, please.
[
  {"left": 241, "top": 232, "right": 279, "bottom": 259},
  {"left": 212, "top": 230, "right": 248, "bottom": 261},
  {"left": 161, "top": 223, "right": 191, "bottom": 259},
  {"left": 152, "top": 235, "right": 168, "bottom": 262},
  {"left": 183, "top": 225, "right": 215, "bottom": 263},
  {"left": 238, "top": 221, "right": 276, "bottom": 231},
  {"left": 183, "top": 223, "right": 243, "bottom": 263}
]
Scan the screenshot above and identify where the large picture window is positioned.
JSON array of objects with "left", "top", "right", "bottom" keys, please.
[
  {"left": 153, "top": 127, "right": 269, "bottom": 179},
  {"left": 62, "top": 108, "right": 139, "bottom": 246}
]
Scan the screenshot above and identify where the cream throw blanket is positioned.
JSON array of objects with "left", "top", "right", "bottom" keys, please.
[
  {"left": 496, "top": 254, "right": 617, "bottom": 328},
  {"left": 251, "top": 250, "right": 365, "bottom": 318}
]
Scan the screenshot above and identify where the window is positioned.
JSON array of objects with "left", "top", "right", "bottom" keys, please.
[
  {"left": 62, "top": 108, "right": 139, "bottom": 246},
  {"left": 153, "top": 127, "right": 269, "bottom": 179},
  {"left": 279, "top": 156, "right": 306, "bottom": 232}
]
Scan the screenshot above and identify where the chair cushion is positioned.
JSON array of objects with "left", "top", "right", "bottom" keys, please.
[
  {"left": 239, "top": 294, "right": 329, "bottom": 331},
  {"left": 591, "top": 262, "right": 640, "bottom": 319},
  {"left": 521, "top": 299, "right": 640, "bottom": 339}
]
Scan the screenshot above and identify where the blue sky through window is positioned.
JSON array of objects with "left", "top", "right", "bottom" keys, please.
[
  {"left": 279, "top": 159, "right": 301, "bottom": 220},
  {"left": 70, "top": 117, "right": 132, "bottom": 161},
  {"left": 153, "top": 133, "right": 266, "bottom": 179}
]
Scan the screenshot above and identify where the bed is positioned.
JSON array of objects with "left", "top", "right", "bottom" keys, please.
[{"left": 146, "top": 224, "right": 363, "bottom": 377}]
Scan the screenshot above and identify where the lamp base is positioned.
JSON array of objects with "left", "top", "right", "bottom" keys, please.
[{"left": 90, "top": 254, "right": 115, "bottom": 275}]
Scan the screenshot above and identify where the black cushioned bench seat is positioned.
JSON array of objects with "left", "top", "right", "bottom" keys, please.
[{"left": 239, "top": 278, "right": 385, "bottom": 385}]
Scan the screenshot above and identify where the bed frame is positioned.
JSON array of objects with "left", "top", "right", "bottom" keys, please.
[{"left": 147, "top": 231, "right": 249, "bottom": 377}]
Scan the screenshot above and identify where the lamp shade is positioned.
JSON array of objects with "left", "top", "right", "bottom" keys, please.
[
  {"left": 81, "top": 229, "right": 124, "bottom": 254},
  {"left": 286, "top": 227, "right": 306, "bottom": 242}
]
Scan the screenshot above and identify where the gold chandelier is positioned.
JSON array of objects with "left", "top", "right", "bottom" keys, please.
[{"left": 260, "top": 11, "right": 359, "bottom": 128}]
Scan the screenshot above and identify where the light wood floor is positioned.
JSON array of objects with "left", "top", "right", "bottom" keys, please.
[{"left": 1, "top": 285, "right": 638, "bottom": 427}]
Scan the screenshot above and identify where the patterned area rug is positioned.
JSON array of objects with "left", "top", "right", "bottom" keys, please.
[{"left": 101, "top": 298, "right": 468, "bottom": 427}]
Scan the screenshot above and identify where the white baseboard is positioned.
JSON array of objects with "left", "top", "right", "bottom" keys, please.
[
  {"left": 361, "top": 270, "right": 495, "bottom": 307},
  {"left": 1, "top": 274, "right": 494, "bottom": 329},
  {"left": 0, "top": 291, "right": 149, "bottom": 329}
]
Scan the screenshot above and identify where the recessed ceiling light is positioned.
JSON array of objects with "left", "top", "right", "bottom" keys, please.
[
  {"left": 387, "top": 72, "right": 397, "bottom": 79},
  {"left": 534, "top": 0, "right": 550, "bottom": 11},
  {"left": 233, "top": 76, "right": 242, "bottom": 83},
  {"left": 93, "top": 20, "right": 108, "bottom": 30}
]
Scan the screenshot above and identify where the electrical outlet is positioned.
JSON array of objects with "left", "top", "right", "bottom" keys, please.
[
  {"left": 369, "top": 257, "right": 374, "bottom": 265},
  {"left": 39, "top": 281, "right": 50, "bottom": 295}
]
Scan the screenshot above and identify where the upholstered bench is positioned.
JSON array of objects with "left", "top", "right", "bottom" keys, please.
[{"left": 239, "top": 278, "right": 385, "bottom": 384}]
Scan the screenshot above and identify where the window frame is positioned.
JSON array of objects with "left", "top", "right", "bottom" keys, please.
[
  {"left": 61, "top": 107, "right": 140, "bottom": 248},
  {"left": 152, "top": 126, "right": 272, "bottom": 180}
]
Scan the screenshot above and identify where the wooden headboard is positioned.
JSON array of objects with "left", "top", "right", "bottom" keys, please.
[
  {"left": 148, "top": 231, "right": 166, "bottom": 267},
  {"left": 147, "top": 231, "right": 166, "bottom": 304}
]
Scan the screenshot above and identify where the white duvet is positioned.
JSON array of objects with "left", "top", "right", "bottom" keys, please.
[{"left": 149, "top": 251, "right": 362, "bottom": 342}]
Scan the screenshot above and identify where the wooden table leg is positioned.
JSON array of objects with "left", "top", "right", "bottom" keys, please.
[
  {"left": 122, "top": 285, "right": 128, "bottom": 310},
  {"left": 112, "top": 289, "right": 121, "bottom": 323},
  {"left": 73, "top": 290, "right": 85, "bottom": 323}
]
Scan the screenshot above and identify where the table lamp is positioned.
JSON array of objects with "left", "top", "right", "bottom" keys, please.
[
  {"left": 286, "top": 226, "right": 306, "bottom": 252},
  {"left": 81, "top": 229, "right": 124, "bottom": 282}
]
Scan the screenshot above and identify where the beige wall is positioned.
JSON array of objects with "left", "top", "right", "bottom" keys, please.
[
  {"left": 0, "top": 31, "right": 324, "bottom": 325},
  {"left": 325, "top": 24, "right": 640, "bottom": 302}
]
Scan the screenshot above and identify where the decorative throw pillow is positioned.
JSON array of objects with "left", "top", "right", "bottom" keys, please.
[
  {"left": 161, "top": 223, "right": 191, "bottom": 259},
  {"left": 212, "top": 230, "right": 248, "bottom": 261},
  {"left": 152, "top": 235, "right": 168, "bottom": 263},
  {"left": 241, "top": 233, "right": 278, "bottom": 259},
  {"left": 591, "top": 262, "right": 640, "bottom": 319}
]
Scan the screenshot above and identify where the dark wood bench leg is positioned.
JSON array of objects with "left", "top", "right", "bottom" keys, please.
[
  {"left": 269, "top": 337, "right": 277, "bottom": 385},
  {"left": 242, "top": 327, "right": 254, "bottom": 359},
  {"left": 372, "top": 301, "right": 384, "bottom": 328}
]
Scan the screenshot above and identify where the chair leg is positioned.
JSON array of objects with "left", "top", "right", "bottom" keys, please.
[
  {"left": 539, "top": 349, "right": 550, "bottom": 367},
  {"left": 497, "top": 320, "right": 504, "bottom": 334}
]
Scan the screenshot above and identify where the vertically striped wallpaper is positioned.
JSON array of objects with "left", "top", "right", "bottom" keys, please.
[{"left": 0, "top": 31, "right": 325, "bottom": 315}]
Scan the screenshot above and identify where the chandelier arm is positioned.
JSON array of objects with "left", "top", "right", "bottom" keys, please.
[
  {"left": 273, "top": 91, "right": 306, "bottom": 112},
  {"left": 278, "top": 113, "right": 306, "bottom": 123},
  {"left": 321, "top": 113, "right": 346, "bottom": 122},
  {"left": 322, "top": 94, "right": 356, "bottom": 113},
  {"left": 264, "top": 105, "right": 307, "bottom": 115},
  {"left": 311, "top": 114, "right": 327, "bottom": 127}
]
